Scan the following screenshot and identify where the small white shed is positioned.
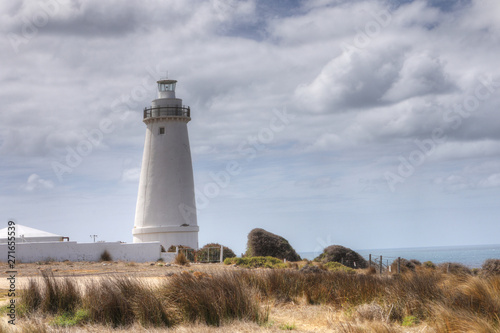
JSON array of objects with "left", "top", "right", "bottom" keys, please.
[{"left": 0, "top": 224, "right": 65, "bottom": 243}]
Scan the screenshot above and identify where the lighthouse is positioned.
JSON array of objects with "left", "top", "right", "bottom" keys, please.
[{"left": 133, "top": 79, "right": 199, "bottom": 250}]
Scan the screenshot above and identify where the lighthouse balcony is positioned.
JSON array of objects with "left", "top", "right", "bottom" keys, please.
[{"left": 143, "top": 106, "right": 190, "bottom": 120}]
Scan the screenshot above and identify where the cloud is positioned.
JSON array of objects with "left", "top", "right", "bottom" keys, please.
[
  {"left": 22, "top": 174, "right": 55, "bottom": 192},
  {"left": 1, "top": 0, "right": 500, "bottom": 250},
  {"left": 478, "top": 173, "right": 500, "bottom": 188},
  {"left": 381, "top": 52, "right": 455, "bottom": 102},
  {"left": 121, "top": 168, "right": 141, "bottom": 183},
  {"left": 295, "top": 176, "right": 334, "bottom": 189}
]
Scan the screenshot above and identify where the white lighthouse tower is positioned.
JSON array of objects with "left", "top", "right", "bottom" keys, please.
[{"left": 133, "top": 79, "right": 199, "bottom": 250}]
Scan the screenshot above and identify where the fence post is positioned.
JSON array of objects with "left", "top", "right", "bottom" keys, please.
[
  {"left": 397, "top": 257, "right": 401, "bottom": 274},
  {"left": 220, "top": 245, "right": 223, "bottom": 263},
  {"left": 369, "top": 254, "right": 371, "bottom": 269},
  {"left": 175, "top": 246, "right": 179, "bottom": 255},
  {"left": 379, "top": 255, "right": 383, "bottom": 274},
  {"left": 341, "top": 257, "right": 344, "bottom": 265}
]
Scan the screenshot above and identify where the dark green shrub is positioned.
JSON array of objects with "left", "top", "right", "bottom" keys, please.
[
  {"left": 196, "top": 243, "right": 236, "bottom": 262},
  {"left": 423, "top": 261, "right": 436, "bottom": 269},
  {"left": 224, "top": 256, "right": 285, "bottom": 269},
  {"left": 324, "top": 261, "right": 356, "bottom": 274},
  {"left": 245, "top": 228, "right": 301, "bottom": 261},
  {"left": 314, "top": 245, "right": 367, "bottom": 269}
]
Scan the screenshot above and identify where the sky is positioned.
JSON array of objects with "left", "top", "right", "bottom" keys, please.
[{"left": 1, "top": 0, "right": 499, "bottom": 256}]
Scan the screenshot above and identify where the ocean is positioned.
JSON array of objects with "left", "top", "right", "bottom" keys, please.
[{"left": 299, "top": 244, "right": 500, "bottom": 268}]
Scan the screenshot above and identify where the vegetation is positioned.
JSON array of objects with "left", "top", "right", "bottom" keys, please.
[
  {"left": 174, "top": 252, "right": 189, "bottom": 266},
  {"left": 324, "top": 261, "right": 356, "bottom": 274},
  {"left": 99, "top": 250, "right": 112, "bottom": 262},
  {"left": 482, "top": 258, "right": 500, "bottom": 276},
  {"left": 50, "top": 309, "right": 89, "bottom": 327},
  {"left": 17, "top": 265, "right": 500, "bottom": 331},
  {"left": 167, "top": 244, "right": 236, "bottom": 263},
  {"left": 390, "top": 258, "right": 416, "bottom": 273},
  {"left": 423, "top": 260, "right": 436, "bottom": 269},
  {"left": 224, "top": 256, "right": 286, "bottom": 268},
  {"left": 245, "top": 228, "right": 301, "bottom": 261},
  {"left": 196, "top": 243, "right": 236, "bottom": 262},
  {"left": 438, "top": 262, "right": 472, "bottom": 275},
  {"left": 314, "top": 245, "right": 368, "bottom": 269}
]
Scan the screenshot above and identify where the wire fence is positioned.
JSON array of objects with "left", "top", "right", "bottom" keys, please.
[
  {"left": 173, "top": 246, "right": 224, "bottom": 263},
  {"left": 368, "top": 254, "right": 403, "bottom": 274}
]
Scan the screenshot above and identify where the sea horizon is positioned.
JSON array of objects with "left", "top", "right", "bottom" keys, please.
[{"left": 299, "top": 243, "right": 500, "bottom": 268}]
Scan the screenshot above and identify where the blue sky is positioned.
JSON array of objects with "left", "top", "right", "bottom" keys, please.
[{"left": 1, "top": 0, "right": 499, "bottom": 256}]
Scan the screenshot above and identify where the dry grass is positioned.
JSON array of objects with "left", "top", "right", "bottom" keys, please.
[
  {"left": 174, "top": 252, "right": 189, "bottom": 266},
  {"left": 13, "top": 266, "right": 500, "bottom": 332},
  {"left": 163, "top": 271, "right": 265, "bottom": 326}
]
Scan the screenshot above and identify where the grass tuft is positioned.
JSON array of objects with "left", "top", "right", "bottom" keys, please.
[
  {"left": 175, "top": 251, "right": 189, "bottom": 266},
  {"left": 163, "top": 270, "right": 265, "bottom": 326},
  {"left": 100, "top": 250, "right": 112, "bottom": 262},
  {"left": 50, "top": 309, "right": 89, "bottom": 327}
]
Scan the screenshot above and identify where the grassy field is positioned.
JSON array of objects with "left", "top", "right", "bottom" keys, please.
[{"left": 1, "top": 260, "right": 500, "bottom": 332}]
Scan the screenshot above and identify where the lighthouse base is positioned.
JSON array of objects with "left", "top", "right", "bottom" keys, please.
[{"left": 132, "top": 225, "right": 199, "bottom": 250}]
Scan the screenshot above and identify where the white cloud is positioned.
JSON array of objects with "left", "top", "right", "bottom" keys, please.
[
  {"left": 121, "top": 168, "right": 141, "bottom": 183},
  {"left": 478, "top": 173, "right": 500, "bottom": 188},
  {"left": 1, "top": 0, "right": 500, "bottom": 250},
  {"left": 382, "top": 52, "right": 455, "bottom": 102},
  {"left": 22, "top": 174, "right": 55, "bottom": 192}
]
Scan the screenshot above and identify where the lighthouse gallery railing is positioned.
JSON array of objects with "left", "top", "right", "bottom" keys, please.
[{"left": 143, "top": 106, "right": 190, "bottom": 119}]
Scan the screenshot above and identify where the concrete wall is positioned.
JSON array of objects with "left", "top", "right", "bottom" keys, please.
[
  {"left": 160, "top": 252, "right": 176, "bottom": 262},
  {"left": 0, "top": 241, "right": 168, "bottom": 263}
]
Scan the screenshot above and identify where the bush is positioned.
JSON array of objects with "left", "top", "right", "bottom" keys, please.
[
  {"left": 390, "top": 258, "right": 416, "bottom": 273},
  {"left": 438, "top": 262, "right": 472, "bottom": 275},
  {"left": 299, "top": 264, "right": 324, "bottom": 274},
  {"left": 167, "top": 245, "right": 191, "bottom": 252},
  {"left": 167, "top": 245, "right": 195, "bottom": 262},
  {"left": 481, "top": 259, "right": 500, "bottom": 276},
  {"left": 224, "top": 256, "right": 285, "bottom": 269},
  {"left": 324, "top": 261, "right": 356, "bottom": 274},
  {"left": 245, "top": 228, "right": 301, "bottom": 262},
  {"left": 174, "top": 252, "right": 189, "bottom": 266},
  {"left": 314, "top": 245, "right": 367, "bottom": 269},
  {"left": 423, "top": 261, "right": 436, "bottom": 269},
  {"left": 409, "top": 259, "right": 422, "bottom": 266},
  {"left": 355, "top": 303, "right": 385, "bottom": 322},
  {"left": 100, "top": 250, "right": 112, "bottom": 262},
  {"left": 196, "top": 243, "right": 236, "bottom": 262}
]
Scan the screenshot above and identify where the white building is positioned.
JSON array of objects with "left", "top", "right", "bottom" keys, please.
[
  {"left": 133, "top": 79, "right": 199, "bottom": 250},
  {"left": 0, "top": 224, "right": 173, "bottom": 263},
  {"left": 0, "top": 224, "right": 66, "bottom": 243}
]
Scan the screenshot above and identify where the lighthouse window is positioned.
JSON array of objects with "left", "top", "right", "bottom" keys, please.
[{"left": 159, "top": 127, "right": 165, "bottom": 135}]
